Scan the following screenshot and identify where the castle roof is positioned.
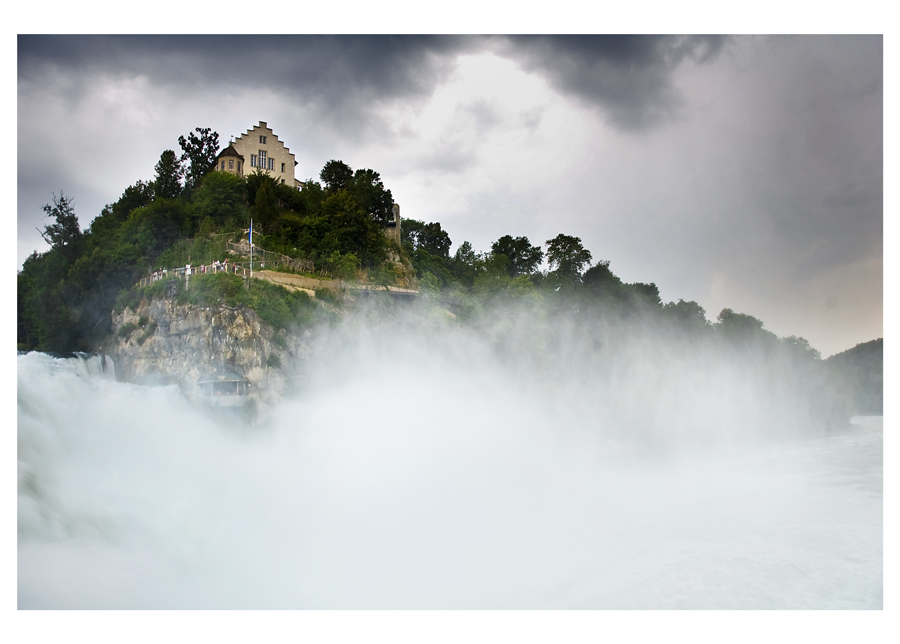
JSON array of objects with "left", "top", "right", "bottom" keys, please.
[{"left": 217, "top": 143, "right": 244, "bottom": 160}]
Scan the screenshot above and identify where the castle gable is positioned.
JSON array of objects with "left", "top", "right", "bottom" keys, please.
[{"left": 228, "top": 121, "right": 300, "bottom": 188}]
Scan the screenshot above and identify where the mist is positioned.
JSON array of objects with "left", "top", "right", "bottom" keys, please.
[{"left": 17, "top": 298, "right": 882, "bottom": 608}]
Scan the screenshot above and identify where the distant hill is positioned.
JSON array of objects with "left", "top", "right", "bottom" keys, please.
[{"left": 825, "top": 339, "right": 883, "bottom": 415}]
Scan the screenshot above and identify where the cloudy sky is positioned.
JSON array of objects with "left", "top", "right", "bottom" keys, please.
[{"left": 17, "top": 35, "right": 882, "bottom": 356}]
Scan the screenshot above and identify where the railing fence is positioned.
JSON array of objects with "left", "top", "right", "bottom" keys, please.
[
  {"left": 137, "top": 262, "right": 250, "bottom": 289},
  {"left": 225, "top": 242, "right": 315, "bottom": 274}
]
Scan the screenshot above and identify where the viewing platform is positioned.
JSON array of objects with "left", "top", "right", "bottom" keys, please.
[
  {"left": 138, "top": 261, "right": 248, "bottom": 288},
  {"left": 138, "top": 264, "right": 419, "bottom": 300}
]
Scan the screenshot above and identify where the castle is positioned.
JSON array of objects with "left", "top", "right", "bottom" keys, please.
[
  {"left": 215, "top": 121, "right": 301, "bottom": 188},
  {"left": 215, "top": 121, "right": 400, "bottom": 243}
]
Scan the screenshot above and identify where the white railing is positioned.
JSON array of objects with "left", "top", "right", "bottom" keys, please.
[
  {"left": 137, "top": 262, "right": 249, "bottom": 288},
  {"left": 225, "top": 242, "right": 315, "bottom": 273}
]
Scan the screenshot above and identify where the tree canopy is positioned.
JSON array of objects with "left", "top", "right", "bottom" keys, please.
[
  {"left": 545, "top": 234, "right": 592, "bottom": 286},
  {"left": 490, "top": 235, "right": 543, "bottom": 278},
  {"left": 349, "top": 169, "right": 394, "bottom": 225},
  {"left": 153, "top": 150, "right": 183, "bottom": 199},
  {"left": 178, "top": 127, "right": 220, "bottom": 191},
  {"left": 320, "top": 160, "right": 354, "bottom": 192},
  {"left": 39, "top": 192, "right": 82, "bottom": 258}
]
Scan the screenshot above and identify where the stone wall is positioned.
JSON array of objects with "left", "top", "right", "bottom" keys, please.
[{"left": 384, "top": 203, "right": 401, "bottom": 246}]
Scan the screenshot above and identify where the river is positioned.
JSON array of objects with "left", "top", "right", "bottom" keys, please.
[{"left": 17, "top": 351, "right": 882, "bottom": 609}]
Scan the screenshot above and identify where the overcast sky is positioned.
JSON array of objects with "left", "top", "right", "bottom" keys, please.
[{"left": 17, "top": 35, "right": 882, "bottom": 356}]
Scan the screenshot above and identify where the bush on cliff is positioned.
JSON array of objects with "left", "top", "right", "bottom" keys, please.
[
  {"left": 173, "top": 272, "right": 317, "bottom": 331},
  {"left": 177, "top": 272, "right": 249, "bottom": 308},
  {"left": 246, "top": 278, "right": 317, "bottom": 330}
]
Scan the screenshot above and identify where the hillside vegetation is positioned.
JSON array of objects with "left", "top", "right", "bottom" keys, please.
[
  {"left": 825, "top": 339, "right": 883, "bottom": 415},
  {"left": 18, "top": 129, "right": 396, "bottom": 352},
  {"left": 17, "top": 127, "right": 882, "bottom": 421}
]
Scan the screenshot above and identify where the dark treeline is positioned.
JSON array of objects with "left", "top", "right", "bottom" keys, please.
[
  {"left": 17, "top": 127, "right": 882, "bottom": 421},
  {"left": 824, "top": 339, "right": 883, "bottom": 415}
]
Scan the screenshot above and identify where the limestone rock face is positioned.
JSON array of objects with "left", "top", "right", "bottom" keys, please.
[{"left": 111, "top": 298, "right": 308, "bottom": 409}]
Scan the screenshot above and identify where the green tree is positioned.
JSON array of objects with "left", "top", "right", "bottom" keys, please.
[
  {"left": 582, "top": 260, "right": 624, "bottom": 300},
  {"left": 251, "top": 178, "right": 279, "bottom": 231},
  {"left": 192, "top": 171, "right": 248, "bottom": 228},
  {"left": 153, "top": 150, "right": 183, "bottom": 199},
  {"left": 327, "top": 250, "right": 359, "bottom": 281},
  {"left": 473, "top": 251, "right": 514, "bottom": 294},
  {"left": 625, "top": 282, "right": 662, "bottom": 310},
  {"left": 400, "top": 218, "right": 425, "bottom": 247},
  {"left": 715, "top": 308, "right": 779, "bottom": 351},
  {"left": 716, "top": 308, "right": 764, "bottom": 333},
  {"left": 119, "top": 198, "right": 190, "bottom": 264},
  {"left": 320, "top": 160, "right": 354, "bottom": 192},
  {"left": 18, "top": 250, "right": 79, "bottom": 351},
  {"left": 450, "top": 240, "right": 478, "bottom": 287},
  {"left": 663, "top": 299, "right": 709, "bottom": 328},
  {"left": 85, "top": 182, "right": 155, "bottom": 263},
  {"left": 348, "top": 168, "right": 394, "bottom": 225},
  {"left": 825, "top": 338, "right": 882, "bottom": 415},
  {"left": 545, "top": 234, "right": 592, "bottom": 284},
  {"left": 178, "top": 127, "right": 220, "bottom": 191},
  {"left": 39, "top": 192, "right": 82, "bottom": 260},
  {"left": 403, "top": 220, "right": 451, "bottom": 257},
  {"left": 490, "top": 235, "right": 544, "bottom": 278},
  {"left": 781, "top": 335, "right": 822, "bottom": 362},
  {"left": 111, "top": 181, "right": 155, "bottom": 222},
  {"left": 319, "top": 191, "right": 387, "bottom": 266},
  {"left": 400, "top": 219, "right": 456, "bottom": 285},
  {"left": 420, "top": 222, "right": 451, "bottom": 257}
]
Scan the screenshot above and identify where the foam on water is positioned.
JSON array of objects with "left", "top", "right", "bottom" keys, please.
[{"left": 17, "top": 343, "right": 882, "bottom": 609}]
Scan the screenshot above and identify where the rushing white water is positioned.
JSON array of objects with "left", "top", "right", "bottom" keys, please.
[{"left": 17, "top": 336, "right": 882, "bottom": 609}]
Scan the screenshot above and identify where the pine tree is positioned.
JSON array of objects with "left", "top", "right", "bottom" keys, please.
[{"left": 153, "top": 150, "right": 183, "bottom": 199}]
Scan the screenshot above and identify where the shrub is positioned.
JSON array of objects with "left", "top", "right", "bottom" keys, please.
[
  {"left": 314, "top": 287, "right": 340, "bottom": 305},
  {"left": 136, "top": 321, "right": 157, "bottom": 345},
  {"left": 118, "top": 322, "right": 137, "bottom": 339},
  {"left": 178, "top": 272, "right": 249, "bottom": 308},
  {"left": 143, "top": 279, "right": 168, "bottom": 300},
  {"left": 247, "top": 278, "right": 315, "bottom": 330},
  {"left": 114, "top": 288, "right": 143, "bottom": 313}
]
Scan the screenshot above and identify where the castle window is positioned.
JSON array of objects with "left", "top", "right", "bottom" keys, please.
[
  {"left": 259, "top": 135, "right": 267, "bottom": 144},
  {"left": 221, "top": 161, "right": 225, "bottom": 171},
  {"left": 268, "top": 157, "right": 274, "bottom": 171},
  {"left": 250, "top": 154, "right": 257, "bottom": 167},
  {"left": 281, "top": 163, "right": 285, "bottom": 173},
  {"left": 229, "top": 159, "right": 234, "bottom": 170},
  {"left": 258, "top": 150, "right": 268, "bottom": 170}
]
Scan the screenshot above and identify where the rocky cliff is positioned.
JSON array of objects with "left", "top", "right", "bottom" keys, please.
[{"left": 110, "top": 296, "right": 309, "bottom": 410}]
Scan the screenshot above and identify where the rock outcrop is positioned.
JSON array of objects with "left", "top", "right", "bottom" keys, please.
[{"left": 110, "top": 297, "right": 308, "bottom": 410}]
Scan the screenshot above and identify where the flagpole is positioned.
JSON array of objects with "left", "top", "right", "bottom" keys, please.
[{"left": 250, "top": 218, "right": 253, "bottom": 280}]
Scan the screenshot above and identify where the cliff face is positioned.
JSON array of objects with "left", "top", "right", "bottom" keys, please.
[{"left": 110, "top": 297, "right": 308, "bottom": 408}]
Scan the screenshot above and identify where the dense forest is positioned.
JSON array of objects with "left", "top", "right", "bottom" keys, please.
[{"left": 17, "top": 127, "right": 882, "bottom": 419}]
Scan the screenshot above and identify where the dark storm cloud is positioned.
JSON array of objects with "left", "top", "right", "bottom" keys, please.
[
  {"left": 493, "top": 35, "right": 730, "bottom": 129},
  {"left": 18, "top": 35, "right": 726, "bottom": 134},
  {"left": 18, "top": 35, "right": 476, "bottom": 133},
  {"left": 17, "top": 35, "right": 465, "bottom": 92}
]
